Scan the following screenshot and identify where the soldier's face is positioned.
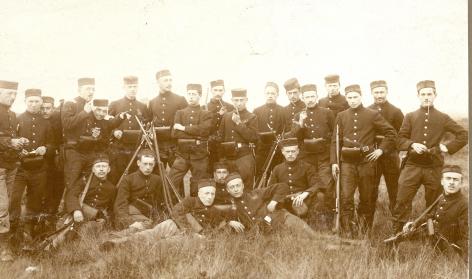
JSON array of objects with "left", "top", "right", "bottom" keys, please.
[
  {"left": 78, "top": 85, "right": 95, "bottom": 102},
  {"left": 25, "top": 96, "right": 43, "bottom": 114},
  {"left": 372, "top": 87, "right": 388, "bottom": 104},
  {"left": 211, "top": 86, "right": 225, "bottom": 99},
  {"left": 286, "top": 89, "right": 300, "bottom": 103},
  {"left": 346, "top": 92, "right": 362, "bottom": 108},
  {"left": 137, "top": 155, "right": 156, "bottom": 175},
  {"left": 264, "top": 86, "right": 278, "bottom": 104},
  {"left": 441, "top": 172, "right": 462, "bottom": 194},
  {"left": 325, "top": 83, "right": 340, "bottom": 96},
  {"left": 93, "top": 162, "right": 111, "bottom": 180},
  {"left": 417, "top": 88, "right": 436, "bottom": 107},
  {"left": 41, "top": 103, "right": 54, "bottom": 119},
  {"left": 198, "top": 186, "right": 216, "bottom": 206},
  {"left": 214, "top": 168, "right": 229, "bottom": 183},
  {"left": 226, "top": 178, "right": 244, "bottom": 198},
  {"left": 158, "top": 76, "right": 172, "bottom": 93},
  {"left": 231, "top": 97, "right": 247, "bottom": 111},
  {"left": 186, "top": 90, "right": 201, "bottom": 106},
  {"left": 281, "top": 145, "right": 299, "bottom": 162},
  {"left": 0, "top": 89, "right": 17, "bottom": 106},
  {"left": 124, "top": 84, "right": 138, "bottom": 100},
  {"left": 302, "top": 91, "right": 318, "bottom": 108},
  {"left": 93, "top": 106, "right": 108, "bottom": 120}
]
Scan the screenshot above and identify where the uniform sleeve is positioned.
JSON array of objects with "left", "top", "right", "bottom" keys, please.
[
  {"left": 44, "top": 120, "right": 55, "bottom": 157},
  {"left": 260, "top": 183, "right": 290, "bottom": 203},
  {"left": 392, "top": 108, "right": 404, "bottom": 132},
  {"left": 153, "top": 176, "right": 164, "bottom": 206},
  {"left": 233, "top": 114, "right": 259, "bottom": 142},
  {"left": 184, "top": 111, "right": 213, "bottom": 137},
  {"left": 457, "top": 202, "right": 468, "bottom": 257},
  {"left": 171, "top": 198, "right": 194, "bottom": 230},
  {"left": 267, "top": 165, "right": 280, "bottom": 186},
  {"left": 171, "top": 110, "right": 183, "bottom": 138},
  {"left": 397, "top": 113, "right": 414, "bottom": 151},
  {"left": 443, "top": 115, "right": 468, "bottom": 155},
  {"left": 373, "top": 111, "right": 397, "bottom": 152},
  {"left": 327, "top": 110, "right": 335, "bottom": 140},
  {"left": 113, "top": 176, "right": 132, "bottom": 224},
  {"left": 216, "top": 113, "right": 226, "bottom": 143},
  {"left": 61, "top": 101, "right": 90, "bottom": 130},
  {"left": 108, "top": 101, "right": 118, "bottom": 117}
]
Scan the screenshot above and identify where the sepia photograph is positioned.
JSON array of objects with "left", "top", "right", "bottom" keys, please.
[{"left": 0, "top": 0, "right": 468, "bottom": 278}]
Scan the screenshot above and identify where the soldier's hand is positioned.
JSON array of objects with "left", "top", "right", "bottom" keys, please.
[
  {"left": 228, "top": 220, "right": 245, "bottom": 233},
  {"left": 267, "top": 200, "right": 278, "bottom": 212},
  {"left": 411, "top": 143, "right": 427, "bottom": 154},
  {"left": 173, "top": 123, "right": 185, "bottom": 131},
  {"left": 119, "top": 112, "right": 132, "bottom": 120},
  {"left": 84, "top": 101, "right": 93, "bottom": 113},
  {"left": 439, "top": 143, "right": 448, "bottom": 153},
  {"left": 293, "top": 192, "right": 309, "bottom": 207},
  {"left": 35, "top": 146, "right": 47, "bottom": 156},
  {"left": 231, "top": 113, "right": 242, "bottom": 125},
  {"left": 366, "top": 149, "right": 383, "bottom": 161},
  {"left": 403, "top": 222, "right": 414, "bottom": 233},
  {"left": 299, "top": 111, "right": 307, "bottom": 127},
  {"left": 331, "top": 164, "right": 340, "bottom": 180},
  {"left": 73, "top": 210, "right": 84, "bottom": 223},
  {"left": 218, "top": 106, "right": 227, "bottom": 116},
  {"left": 113, "top": 130, "right": 123, "bottom": 139},
  {"left": 11, "top": 138, "right": 25, "bottom": 150}
]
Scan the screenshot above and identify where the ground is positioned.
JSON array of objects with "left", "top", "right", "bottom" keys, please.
[{"left": 0, "top": 119, "right": 468, "bottom": 279}]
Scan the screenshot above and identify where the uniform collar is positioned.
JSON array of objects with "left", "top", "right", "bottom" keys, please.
[
  {"left": 286, "top": 158, "right": 299, "bottom": 167},
  {"left": 291, "top": 100, "right": 304, "bottom": 107},
  {"left": 306, "top": 104, "right": 318, "bottom": 111},
  {"left": 349, "top": 104, "right": 364, "bottom": 112},
  {"left": 0, "top": 103, "right": 11, "bottom": 111},
  {"left": 328, "top": 93, "right": 341, "bottom": 100},
  {"left": 265, "top": 102, "right": 277, "bottom": 109},
  {"left": 210, "top": 98, "right": 222, "bottom": 104},
  {"left": 443, "top": 191, "right": 462, "bottom": 200},
  {"left": 137, "top": 170, "right": 152, "bottom": 179},
  {"left": 373, "top": 101, "right": 389, "bottom": 108},
  {"left": 420, "top": 105, "right": 435, "bottom": 112},
  {"left": 158, "top": 91, "right": 172, "bottom": 98},
  {"left": 188, "top": 104, "right": 201, "bottom": 110}
]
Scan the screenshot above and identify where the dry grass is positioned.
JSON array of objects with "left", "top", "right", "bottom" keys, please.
[{"left": 0, "top": 118, "right": 468, "bottom": 279}]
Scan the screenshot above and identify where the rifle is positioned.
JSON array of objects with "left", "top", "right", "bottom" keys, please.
[
  {"left": 256, "top": 133, "right": 283, "bottom": 189},
  {"left": 203, "top": 85, "right": 210, "bottom": 111},
  {"left": 334, "top": 124, "right": 341, "bottom": 236},
  {"left": 383, "top": 194, "right": 443, "bottom": 244},
  {"left": 115, "top": 136, "right": 146, "bottom": 188}
]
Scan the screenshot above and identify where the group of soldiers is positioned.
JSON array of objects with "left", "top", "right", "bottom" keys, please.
[{"left": 0, "top": 70, "right": 468, "bottom": 262}]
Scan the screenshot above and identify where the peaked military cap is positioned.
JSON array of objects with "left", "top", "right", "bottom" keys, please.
[
  {"left": 324, "top": 74, "right": 340, "bottom": 84},
  {"left": 345, "top": 84, "right": 362, "bottom": 95},
  {"left": 416, "top": 80, "right": 436, "bottom": 91},
  {"left": 156, "top": 69, "right": 171, "bottom": 80},
  {"left": 25, "top": 89, "right": 42, "bottom": 98},
  {"left": 300, "top": 84, "right": 317, "bottom": 93},
  {"left": 231, "top": 88, "right": 247, "bottom": 98},
  {"left": 93, "top": 99, "right": 108, "bottom": 107},
  {"left": 210, "top": 79, "right": 224, "bottom": 88},
  {"left": 370, "top": 80, "right": 387, "bottom": 89},
  {"left": 78, "top": 77, "right": 95, "bottom": 87},
  {"left": 283, "top": 78, "right": 300, "bottom": 91}
]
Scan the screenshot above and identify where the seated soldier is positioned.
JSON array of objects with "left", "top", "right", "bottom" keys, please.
[
  {"left": 113, "top": 149, "right": 163, "bottom": 231},
  {"left": 100, "top": 178, "right": 230, "bottom": 250},
  {"left": 224, "top": 173, "right": 317, "bottom": 238},
  {"left": 212, "top": 161, "right": 232, "bottom": 205},
  {"left": 268, "top": 138, "right": 321, "bottom": 219},
  {"left": 401, "top": 165, "right": 468, "bottom": 262}
]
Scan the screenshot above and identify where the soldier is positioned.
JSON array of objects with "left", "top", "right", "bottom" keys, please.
[
  {"left": 367, "top": 80, "right": 404, "bottom": 212},
  {"left": 148, "top": 69, "right": 188, "bottom": 169},
  {"left": 268, "top": 138, "right": 320, "bottom": 218},
  {"left": 283, "top": 78, "right": 305, "bottom": 127},
  {"left": 0, "top": 80, "right": 28, "bottom": 261},
  {"left": 391, "top": 80, "right": 468, "bottom": 234},
  {"left": 108, "top": 76, "right": 151, "bottom": 184},
  {"left": 113, "top": 149, "right": 163, "bottom": 230},
  {"left": 217, "top": 88, "right": 258, "bottom": 189},
  {"left": 62, "top": 98, "right": 127, "bottom": 194},
  {"left": 41, "top": 96, "right": 65, "bottom": 216},
  {"left": 402, "top": 165, "right": 468, "bottom": 262},
  {"left": 100, "top": 178, "right": 229, "bottom": 250},
  {"left": 169, "top": 83, "right": 213, "bottom": 196},
  {"left": 212, "top": 161, "right": 231, "bottom": 205},
  {"left": 319, "top": 74, "right": 349, "bottom": 116},
  {"left": 289, "top": 84, "right": 335, "bottom": 223},
  {"left": 206, "top": 79, "right": 234, "bottom": 172},
  {"left": 331, "top": 84, "right": 396, "bottom": 237},
  {"left": 253, "top": 82, "right": 285, "bottom": 181},
  {"left": 224, "top": 173, "right": 317, "bottom": 238},
  {"left": 9, "top": 89, "right": 53, "bottom": 246}
]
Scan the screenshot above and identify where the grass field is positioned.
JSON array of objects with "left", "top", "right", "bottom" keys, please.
[{"left": 0, "top": 119, "right": 468, "bottom": 279}]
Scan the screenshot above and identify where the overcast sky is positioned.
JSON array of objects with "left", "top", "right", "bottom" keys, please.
[{"left": 1, "top": 0, "right": 468, "bottom": 117}]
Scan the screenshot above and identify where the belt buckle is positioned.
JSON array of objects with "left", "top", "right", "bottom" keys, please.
[{"left": 237, "top": 143, "right": 242, "bottom": 148}]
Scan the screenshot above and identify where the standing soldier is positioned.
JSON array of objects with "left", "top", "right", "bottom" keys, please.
[
  {"left": 9, "top": 89, "right": 53, "bottom": 246},
  {"left": 391, "top": 80, "right": 468, "bottom": 235},
  {"left": 283, "top": 78, "right": 305, "bottom": 128},
  {"left": 319, "top": 74, "right": 349, "bottom": 116},
  {"left": 206, "top": 80, "right": 234, "bottom": 171},
  {"left": 0, "top": 80, "right": 27, "bottom": 262},
  {"left": 41, "top": 96, "right": 65, "bottom": 216},
  {"left": 148, "top": 69, "right": 188, "bottom": 169},
  {"left": 289, "top": 84, "right": 335, "bottom": 224},
  {"left": 253, "top": 82, "right": 285, "bottom": 181},
  {"left": 108, "top": 76, "right": 151, "bottom": 184},
  {"left": 62, "top": 77, "right": 95, "bottom": 190},
  {"left": 331, "top": 84, "right": 396, "bottom": 237},
  {"left": 217, "top": 89, "right": 259, "bottom": 189},
  {"left": 367, "top": 80, "right": 404, "bottom": 212},
  {"left": 168, "top": 83, "right": 213, "bottom": 197}
]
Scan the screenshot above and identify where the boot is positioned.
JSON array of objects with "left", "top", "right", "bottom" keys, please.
[{"left": 0, "top": 233, "right": 14, "bottom": 262}]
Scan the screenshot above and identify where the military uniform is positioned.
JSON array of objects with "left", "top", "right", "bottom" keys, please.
[
  {"left": 318, "top": 94, "right": 349, "bottom": 116},
  {"left": 10, "top": 94, "right": 53, "bottom": 232},
  {"left": 284, "top": 100, "right": 305, "bottom": 128},
  {"left": 169, "top": 95, "right": 213, "bottom": 196},
  {"left": 368, "top": 81, "right": 404, "bottom": 211},
  {"left": 331, "top": 85, "right": 396, "bottom": 234},
  {"left": 253, "top": 99, "right": 285, "bottom": 180},
  {"left": 217, "top": 89, "right": 258, "bottom": 189},
  {"left": 113, "top": 170, "right": 163, "bottom": 229},
  {"left": 108, "top": 91, "right": 151, "bottom": 184},
  {"left": 392, "top": 81, "right": 467, "bottom": 232}
]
